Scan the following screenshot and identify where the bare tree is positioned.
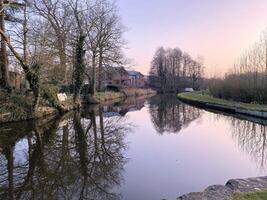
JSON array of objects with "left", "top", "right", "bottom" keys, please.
[
  {"left": 84, "top": 0, "right": 126, "bottom": 94},
  {"left": 149, "top": 47, "right": 204, "bottom": 92},
  {"left": 32, "top": 0, "right": 72, "bottom": 83},
  {"left": 210, "top": 29, "right": 267, "bottom": 103}
]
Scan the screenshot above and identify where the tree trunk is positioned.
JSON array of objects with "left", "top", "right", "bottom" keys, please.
[
  {"left": 172, "top": 57, "right": 175, "bottom": 91},
  {"left": 90, "top": 53, "right": 96, "bottom": 95},
  {"left": 97, "top": 50, "right": 103, "bottom": 92},
  {"left": 0, "top": 0, "right": 9, "bottom": 89},
  {"left": 0, "top": 28, "right": 41, "bottom": 112},
  {"left": 59, "top": 39, "right": 68, "bottom": 83},
  {"left": 33, "top": 88, "right": 40, "bottom": 113},
  {"left": 23, "top": 4, "right": 30, "bottom": 90}
]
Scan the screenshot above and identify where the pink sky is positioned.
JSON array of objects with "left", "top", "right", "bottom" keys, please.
[{"left": 117, "top": 0, "right": 267, "bottom": 77}]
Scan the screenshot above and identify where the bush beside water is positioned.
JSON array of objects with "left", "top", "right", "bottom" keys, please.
[{"left": 209, "top": 73, "right": 267, "bottom": 104}]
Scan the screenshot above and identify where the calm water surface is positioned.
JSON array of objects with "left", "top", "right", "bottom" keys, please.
[{"left": 0, "top": 95, "right": 267, "bottom": 200}]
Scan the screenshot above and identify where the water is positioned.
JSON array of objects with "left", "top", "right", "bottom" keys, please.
[{"left": 1, "top": 95, "right": 267, "bottom": 200}]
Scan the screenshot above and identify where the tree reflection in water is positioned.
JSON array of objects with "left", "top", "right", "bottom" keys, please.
[
  {"left": 219, "top": 115, "right": 267, "bottom": 171},
  {"left": 149, "top": 95, "right": 203, "bottom": 134},
  {"left": 0, "top": 106, "right": 130, "bottom": 200}
]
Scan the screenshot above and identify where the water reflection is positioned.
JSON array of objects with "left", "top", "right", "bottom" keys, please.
[
  {"left": 149, "top": 95, "right": 203, "bottom": 134},
  {"left": 213, "top": 114, "right": 267, "bottom": 171},
  {"left": 101, "top": 96, "right": 146, "bottom": 117},
  {"left": 3, "top": 95, "right": 267, "bottom": 199},
  {"left": 0, "top": 105, "right": 131, "bottom": 200}
]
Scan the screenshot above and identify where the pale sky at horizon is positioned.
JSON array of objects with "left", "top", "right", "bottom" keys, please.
[{"left": 117, "top": 0, "right": 267, "bottom": 77}]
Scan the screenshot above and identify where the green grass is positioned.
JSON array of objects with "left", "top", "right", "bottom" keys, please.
[
  {"left": 94, "top": 89, "right": 156, "bottom": 103},
  {"left": 177, "top": 91, "right": 267, "bottom": 112},
  {"left": 233, "top": 190, "right": 267, "bottom": 200},
  {"left": 94, "top": 91, "right": 124, "bottom": 102}
]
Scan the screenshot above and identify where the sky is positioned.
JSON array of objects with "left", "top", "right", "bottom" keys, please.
[{"left": 117, "top": 0, "right": 267, "bottom": 77}]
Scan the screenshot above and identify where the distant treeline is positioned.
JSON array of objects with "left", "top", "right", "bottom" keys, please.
[
  {"left": 210, "top": 30, "right": 267, "bottom": 103},
  {"left": 148, "top": 47, "right": 204, "bottom": 93}
]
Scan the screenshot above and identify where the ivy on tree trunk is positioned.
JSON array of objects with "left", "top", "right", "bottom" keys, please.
[{"left": 73, "top": 34, "right": 86, "bottom": 105}]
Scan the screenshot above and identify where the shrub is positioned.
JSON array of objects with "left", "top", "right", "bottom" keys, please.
[
  {"left": 0, "top": 90, "right": 33, "bottom": 121},
  {"left": 41, "top": 85, "right": 60, "bottom": 107},
  {"left": 209, "top": 73, "right": 267, "bottom": 104}
]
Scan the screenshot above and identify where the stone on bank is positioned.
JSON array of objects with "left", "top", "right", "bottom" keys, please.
[{"left": 177, "top": 176, "right": 267, "bottom": 200}]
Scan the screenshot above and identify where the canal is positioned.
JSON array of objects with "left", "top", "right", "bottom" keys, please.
[{"left": 0, "top": 95, "right": 266, "bottom": 200}]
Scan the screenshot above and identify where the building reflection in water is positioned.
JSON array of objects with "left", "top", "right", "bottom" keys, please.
[{"left": 0, "top": 104, "right": 132, "bottom": 200}]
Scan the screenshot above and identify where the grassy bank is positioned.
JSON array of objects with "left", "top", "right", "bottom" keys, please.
[
  {"left": 0, "top": 88, "right": 156, "bottom": 123},
  {"left": 94, "top": 88, "right": 156, "bottom": 103},
  {"left": 0, "top": 90, "right": 33, "bottom": 122},
  {"left": 123, "top": 88, "right": 156, "bottom": 97},
  {"left": 94, "top": 91, "right": 124, "bottom": 103},
  {"left": 233, "top": 190, "right": 267, "bottom": 200},
  {"left": 177, "top": 91, "right": 267, "bottom": 112},
  {"left": 0, "top": 89, "right": 72, "bottom": 123}
]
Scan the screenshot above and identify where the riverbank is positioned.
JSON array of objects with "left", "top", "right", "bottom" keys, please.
[
  {"left": 94, "top": 88, "right": 156, "bottom": 103},
  {"left": 0, "top": 90, "right": 57, "bottom": 123},
  {"left": 0, "top": 88, "right": 156, "bottom": 123},
  {"left": 178, "top": 176, "right": 267, "bottom": 200},
  {"left": 177, "top": 91, "right": 267, "bottom": 119},
  {"left": 234, "top": 190, "right": 267, "bottom": 200}
]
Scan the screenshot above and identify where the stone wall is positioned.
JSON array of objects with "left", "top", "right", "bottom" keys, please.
[{"left": 177, "top": 176, "right": 267, "bottom": 200}]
